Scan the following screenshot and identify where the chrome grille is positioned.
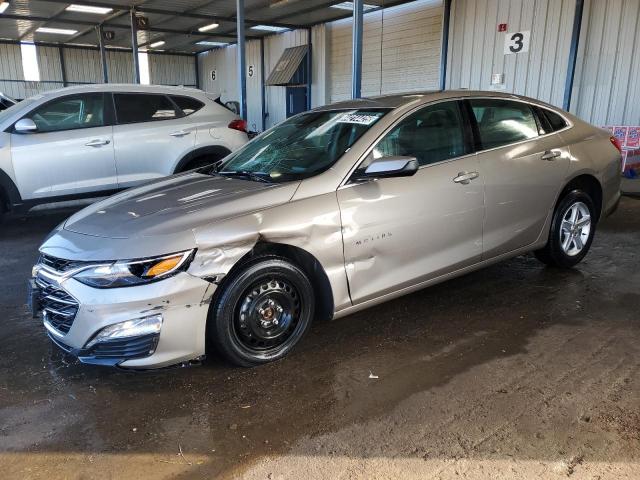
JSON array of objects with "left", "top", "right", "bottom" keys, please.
[
  {"left": 39, "top": 254, "right": 89, "bottom": 273},
  {"left": 36, "top": 276, "right": 78, "bottom": 335}
]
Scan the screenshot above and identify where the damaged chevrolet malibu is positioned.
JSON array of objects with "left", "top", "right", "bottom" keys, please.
[{"left": 29, "top": 91, "right": 621, "bottom": 368}]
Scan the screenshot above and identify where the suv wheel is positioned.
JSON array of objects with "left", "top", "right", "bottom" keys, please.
[
  {"left": 535, "top": 190, "right": 597, "bottom": 268},
  {"left": 209, "top": 257, "right": 315, "bottom": 367}
]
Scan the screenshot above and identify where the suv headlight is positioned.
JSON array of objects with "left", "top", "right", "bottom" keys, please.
[{"left": 73, "top": 250, "right": 195, "bottom": 288}]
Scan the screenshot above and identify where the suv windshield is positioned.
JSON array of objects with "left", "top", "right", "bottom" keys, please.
[{"left": 217, "top": 109, "right": 389, "bottom": 183}]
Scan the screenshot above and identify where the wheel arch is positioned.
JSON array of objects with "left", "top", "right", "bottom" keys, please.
[
  {"left": 173, "top": 145, "right": 232, "bottom": 173},
  {"left": 0, "top": 169, "right": 21, "bottom": 212},
  {"left": 558, "top": 173, "right": 603, "bottom": 222},
  {"left": 210, "top": 241, "right": 335, "bottom": 324}
]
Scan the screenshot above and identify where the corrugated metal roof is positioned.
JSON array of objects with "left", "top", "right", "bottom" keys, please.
[{"left": 266, "top": 44, "right": 307, "bottom": 86}]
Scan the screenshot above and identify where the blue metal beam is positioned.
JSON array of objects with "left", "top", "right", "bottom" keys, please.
[
  {"left": 306, "top": 27, "right": 312, "bottom": 110},
  {"left": 563, "top": 0, "right": 585, "bottom": 111},
  {"left": 97, "top": 25, "right": 109, "bottom": 83},
  {"left": 351, "top": 0, "right": 363, "bottom": 99},
  {"left": 260, "top": 37, "right": 266, "bottom": 131},
  {"left": 130, "top": 9, "right": 140, "bottom": 83},
  {"left": 237, "top": 0, "right": 248, "bottom": 120},
  {"left": 439, "top": 0, "right": 452, "bottom": 91}
]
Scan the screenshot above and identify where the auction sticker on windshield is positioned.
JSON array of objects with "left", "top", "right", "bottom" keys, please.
[{"left": 337, "top": 113, "right": 380, "bottom": 125}]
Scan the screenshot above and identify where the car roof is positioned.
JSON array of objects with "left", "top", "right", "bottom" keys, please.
[
  {"left": 38, "top": 83, "right": 205, "bottom": 98},
  {"left": 314, "top": 89, "right": 561, "bottom": 112}
]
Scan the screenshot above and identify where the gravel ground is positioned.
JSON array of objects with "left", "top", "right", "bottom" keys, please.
[{"left": 1, "top": 196, "right": 639, "bottom": 479}]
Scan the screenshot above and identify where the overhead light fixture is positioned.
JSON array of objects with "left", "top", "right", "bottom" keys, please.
[
  {"left": 65, "top": 4, "right": 112, "bottom": 14},
  {"left": 196, "top": 41, "right": 227, "bottom": 47},
  {"left": 0, "top": 2, "right": 9, "bottom": 14},
  {"left": 149, "top": 40, "right": 165, "bottom": 48},
  {"left": 36, "top": 27, "right": 78, "bottom": 35},
  {"left": 250, "top": 25, "right": 288, "bottom": 32},
  {"left": 198, "top": 23, "right": 219, "bottom": 32},
  {"left": 330, "top": 1, "right": 378, "bottom": 11}
]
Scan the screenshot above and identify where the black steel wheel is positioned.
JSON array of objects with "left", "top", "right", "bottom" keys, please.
[{"left": 209, "top": 256, "right": 314, "bottom": 367}]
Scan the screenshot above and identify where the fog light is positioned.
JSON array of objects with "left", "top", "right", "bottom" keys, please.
[{"left": 85, "top": 314, "right": 162, "bottom": 348}]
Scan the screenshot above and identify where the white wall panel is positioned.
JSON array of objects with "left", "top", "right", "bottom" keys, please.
[
  {"left": 571, "top": 0, "right": 640, "bottom": 125},
  {"left": 107, "top": 50, "right": 135, "bottom": 83},
  {"left": 63, "top": 48, "right": 101, "bottom": 84},
  {"left": 148, "top": 54, "right": 197, "bottom": 86},
  {"left": 327, "top": 0, "right": 443, "bottom": 103},
  {"left": 198, "top": 25, "right": 326, "bottom": 132},
  {"left": 0, "top": 44, "right": 25, "bottom": 99},
  {"left": 447, "top": 0, "right": 575, "bottom": 108}
]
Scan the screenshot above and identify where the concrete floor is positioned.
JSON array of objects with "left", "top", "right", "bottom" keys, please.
[{"left": 1, "top": 196, "right": 639, "bottom": 479}]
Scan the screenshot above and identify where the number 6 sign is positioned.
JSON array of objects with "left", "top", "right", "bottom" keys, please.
[{"left": 504, "top": 30, "right": 530, "bottom": 55}]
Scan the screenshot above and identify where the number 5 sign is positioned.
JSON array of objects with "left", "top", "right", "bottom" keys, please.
[{"left": 504, "top": 30, "right": 530, "bottom": 55}]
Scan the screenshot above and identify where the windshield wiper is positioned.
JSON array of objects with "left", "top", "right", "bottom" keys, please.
[{"left": 217, "top": 170, "right": 272, "bottom": 183}]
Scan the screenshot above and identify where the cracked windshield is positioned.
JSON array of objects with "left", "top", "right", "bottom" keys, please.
[{"left": 218, "top": 109, "right": 389, "bottom": 183}]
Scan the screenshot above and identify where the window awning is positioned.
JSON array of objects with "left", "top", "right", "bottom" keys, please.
[{"left": 266, "top": 45, "right": 309, "bottom": 86}]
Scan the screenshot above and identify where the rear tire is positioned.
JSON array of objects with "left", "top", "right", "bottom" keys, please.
[
  {"left": 534, "top": 189, "right": 596, "bottom": 268},
  {"left": 209, "top": 256, "right": 315, "bottom": 367}
]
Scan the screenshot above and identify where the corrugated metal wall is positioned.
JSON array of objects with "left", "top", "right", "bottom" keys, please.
[
  {"left": 447, "top": 0, "right": 575, "bottom": 108},
  {"left": 570, "top": 0, "right": 640, "bottom": 126},
  {"left": 198, "top": 24, "right": 326, "bottom": 131},
  {"left": 327, "top": 0, "right": 443, "bottom": 102},
  {"left": 198, "top": 41, "right": 264, "bottom": 132},
  {"left": 149, "top": 54, "right": 197, "bottom": 86},
  {"left": 0, "top": 43, "right": 197, "bottom": 99}
]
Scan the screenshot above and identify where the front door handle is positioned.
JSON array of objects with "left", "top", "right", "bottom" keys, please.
[
  {"left": 170, "top": 130, "right": 191, "bottom": 137},
  {"left": 541, "top": 150, "right": 561, "bottom": 161},
  {"left": 453, "top": 171, "right": 479, "bottom": 184},
  {"left": 85, "top": 139, "right": 110, "bottom": 147}
]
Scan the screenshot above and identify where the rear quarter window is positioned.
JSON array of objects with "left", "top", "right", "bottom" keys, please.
[
  {"left": 542, "top": 109, "right": 569, "bottom": 132},
  {"left": 170, "top": 95, "right": 205, "bottom": 116}
]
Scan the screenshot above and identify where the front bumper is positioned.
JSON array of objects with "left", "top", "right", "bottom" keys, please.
[{"left": 32, "top": 269, "right": 216, "bottom": 368}]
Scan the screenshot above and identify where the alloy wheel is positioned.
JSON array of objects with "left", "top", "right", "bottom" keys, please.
[{"left": 560, "top": 201, "right": 591, "bottom": 256}]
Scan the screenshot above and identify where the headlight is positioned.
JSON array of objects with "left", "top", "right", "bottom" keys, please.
[{"left": 73, "top": 250, "right": 194, "bottom": 288}]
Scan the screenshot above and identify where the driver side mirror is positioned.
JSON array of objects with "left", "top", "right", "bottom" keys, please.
[
  {"left": 352, "top": 155, "right": 419, "bottom": 181},
  {"left": 14, "top": 118, "right": 37, "bottom": 133}
]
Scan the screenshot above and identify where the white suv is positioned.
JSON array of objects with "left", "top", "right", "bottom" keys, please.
[{"left": 0, "top": 84, "right": 248, "bottom": 219}]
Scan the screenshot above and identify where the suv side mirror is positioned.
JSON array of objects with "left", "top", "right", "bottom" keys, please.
[
  {"left": 353, "top": 155, "right": 419, "bottom": 181},
  {"left": 14, "top": 118, "right": 37, "bottom": 133}
]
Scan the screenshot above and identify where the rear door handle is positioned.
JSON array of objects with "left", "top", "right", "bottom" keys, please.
[
  {"left": 541, "top": 150, "right": 561, "bottom": 160},
  {"left": 85, "top": 139, "right": 110, "bottom": 147},
  {"left": 453, "top": 171, "right": 479, "bottom": 184},
  {"left": 170, "top": 130, "right": 191, "bottom": 137}
]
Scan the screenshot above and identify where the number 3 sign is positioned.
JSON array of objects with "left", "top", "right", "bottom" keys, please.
[{"left": 504, "top": 30, "right": 530, "bottom": 55}]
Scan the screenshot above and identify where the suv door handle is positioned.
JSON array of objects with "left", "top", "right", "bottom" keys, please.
[
  {"left": 541, "top": 150, "right": 561, "bottom": 160},
  {"left": 453, "top": 171, "right": 479, "bottom": 184},
  {"left": 85, "top": 139, "right": 110, "bottom": 147},
  {"left": 170, "top": 130, "right": 191, "bottom": 137}
]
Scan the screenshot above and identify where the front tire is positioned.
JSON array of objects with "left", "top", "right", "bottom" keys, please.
[
  {"left": 209, "top": 257, "right": 315, "bottom": 367},
  {"left": 535, "top": 190, "right": 597, "bottom": 268}
]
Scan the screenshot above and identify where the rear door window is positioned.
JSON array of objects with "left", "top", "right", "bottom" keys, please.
[
  {"left": 114, "top": 93, "right": 181, "bottom": 124},
  {"left": 170, "top": 95, "right": 204, "bottom": 116},
  {"left": 469, "top": 99, "right": 539, "bottom": 149},
  {"left": 27, "top": 93, "right": 105, "bottom": 133}
]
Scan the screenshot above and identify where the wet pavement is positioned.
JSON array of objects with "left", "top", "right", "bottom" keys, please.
[{"left": 1, "top": 197, "right": 639, "bottom": 479}]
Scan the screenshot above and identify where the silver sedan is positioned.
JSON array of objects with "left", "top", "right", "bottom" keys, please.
[{"left": 30, "top": 90, "right": 622, "bottom": 368}]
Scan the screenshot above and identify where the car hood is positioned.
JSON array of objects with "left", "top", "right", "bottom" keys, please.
[{"left": 40, "top": 173, "right": 299, "bottom": 261}]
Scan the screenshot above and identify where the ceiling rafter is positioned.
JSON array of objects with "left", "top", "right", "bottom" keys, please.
[{"left": 32, "top": 0, "right": 303, "bottom": 29}]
